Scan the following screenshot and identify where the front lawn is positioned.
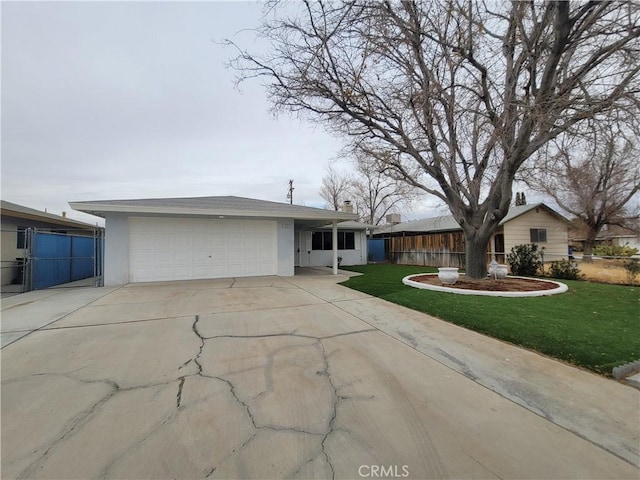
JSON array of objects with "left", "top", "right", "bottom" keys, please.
[{"left": 341, "top": 264, "right": 640, "bottom": 374}]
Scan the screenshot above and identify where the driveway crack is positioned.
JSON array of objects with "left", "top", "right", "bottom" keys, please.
[
  {"left": 17, "top": 379, "right": 120, "bottom": 479},
  {"left": 192, "top": 314, "right": 205, "bottom": 375},
  {"left": 176, "top": 376, "right": 186, "bottom": 408},
  {"left": 318, "top": 339, "right": 339, "bottom": 480}
]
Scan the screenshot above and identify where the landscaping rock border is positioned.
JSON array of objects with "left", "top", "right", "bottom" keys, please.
[{"left": 402, "top": 274, "right": 568, "bottom": 297}]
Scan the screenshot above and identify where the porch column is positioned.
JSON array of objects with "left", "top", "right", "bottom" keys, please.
[{"left": 332, "top": 220, "right": 338, "bottom": 275}]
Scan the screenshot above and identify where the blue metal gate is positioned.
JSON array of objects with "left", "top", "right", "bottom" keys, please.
[
  {"left": 367, "top": 238, "right": 386, "bottom": 262},
  {"left": 28, "top": 230, "right": 103, "bottom": 290}
]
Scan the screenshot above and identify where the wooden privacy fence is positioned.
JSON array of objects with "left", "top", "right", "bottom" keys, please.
[{"left": 386, "top": 232, "right": 504, "bottom": 267}]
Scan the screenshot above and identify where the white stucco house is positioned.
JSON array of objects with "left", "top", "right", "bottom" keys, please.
[{"left": 70, "top": 196, "right": 365, "bottom": 286}]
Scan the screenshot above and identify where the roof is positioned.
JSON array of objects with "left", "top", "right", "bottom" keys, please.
[
  {"left": 375, "top": 203, "right": 569, "bottom": 235},
  {"left": 315, "top": 220, "right": 373, "bottom": 231},
  {"left": 1, "top": 200, "right": 100, "bottom": 230},
  {"left": 69, "top": 196, "right": 359, "bottom": 223},
  {"left": 500, "top": 203, "right": 569, "bottom": 225},
  {"left": 374, "top": 214, "right": 461, "bottom": 235}
]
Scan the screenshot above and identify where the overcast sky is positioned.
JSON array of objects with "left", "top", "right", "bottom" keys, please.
[{"left": 1, "top": 1, "right": 385, "bottom": 225}]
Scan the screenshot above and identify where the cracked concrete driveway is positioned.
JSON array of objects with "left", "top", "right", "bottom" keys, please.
[{"left": 2, "top": 272, "right": 638, "bottom": 479}]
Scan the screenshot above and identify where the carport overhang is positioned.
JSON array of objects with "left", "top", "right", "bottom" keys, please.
[{"left": 70, "top": 196, "right": 358, "bottom": 278}]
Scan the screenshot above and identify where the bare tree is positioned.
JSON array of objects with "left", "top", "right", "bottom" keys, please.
[
  {"left": 319, "top": 157, "right": 417, "bottom": 223},
  {"left": 319, "top": 163, "right": 351, "bottom": 210},
  {"left": 228, "top": 1, "right": 640, "bottom": 278},
  {"left": 349, "top": 153, "right": 418, "bottom": 225},
  {"left": 524, "top": 124, "right": 640, "bottom": 260}
]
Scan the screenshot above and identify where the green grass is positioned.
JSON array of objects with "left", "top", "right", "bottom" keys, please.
[{"left": 341, "top": 264, "right": 640, "bottom": 374}]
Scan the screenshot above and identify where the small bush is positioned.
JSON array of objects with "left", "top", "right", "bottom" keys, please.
[
  {"left": 593, "top": 244, "right": 639, "bottom": 257},
  {"left": 623, "top": 259, "right": 640, "bottom": 285},
  {"left": 507, "top": 244, "right": 543, "bottom": 277},
  {"left": 549, "top": 259, "right": 582, "bottom": 280}
]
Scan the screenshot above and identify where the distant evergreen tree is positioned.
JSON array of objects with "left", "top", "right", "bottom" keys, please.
[{"left": 515, "top": 192, "right": 527, "bottom": 206}]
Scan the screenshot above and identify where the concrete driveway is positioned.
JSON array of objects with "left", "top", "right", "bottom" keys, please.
[{"left": 2, "top": 271, "right": 638, "bottom": 479}]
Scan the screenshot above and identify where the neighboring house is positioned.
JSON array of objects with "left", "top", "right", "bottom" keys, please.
[
  {"left": 70, "top": 196, "right": 362, "bottom": 286},
  {"left": 1, "top": 200, "right": 101, "bottom": 288},
  {"left": 569, "top": 221, "right": 640, "bottom": 252},
  {"left": 374, "top": 203, "right": 569, "bottom": 267},
  {"left": 608, "top": 235, "right": 640, "bottom": 251}
]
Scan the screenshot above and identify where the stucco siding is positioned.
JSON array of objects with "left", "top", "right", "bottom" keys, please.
[
  {"left": 503, "top": 208, "right": 568, "bottom": 261},
  {"left": 104, "top": 214, "right": 130, "bottom": 286},
  {"left": 277, "top": 219, "right": 295, "bottom": 276}
]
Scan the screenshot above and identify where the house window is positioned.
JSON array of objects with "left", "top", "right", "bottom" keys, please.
[
  {"left": 530, "top": 228, "right": 547, "bottom": 243},
  {"left": 340, "top": 231, "right": 355, "bottom": 250},
  {"left": 17, "top": 227, "right": 27, "bottom": 249},
  {"left": 311, "top": 231, "right": 356, "bottom": 250}
]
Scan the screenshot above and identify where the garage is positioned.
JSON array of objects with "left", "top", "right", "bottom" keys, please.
[
  {"left": 69, "top": 196, "right": 358, "bottom": 286},
  {"left": 128, "top": 217, "right": 277, "bottom": 282}
]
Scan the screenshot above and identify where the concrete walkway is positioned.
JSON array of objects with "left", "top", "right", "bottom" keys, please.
[
  {"left": 1, "top": 286, "right": 117, "bottom": 347},
  {"left": 1, "top": 273, "right": 638, "bottom": 479}
]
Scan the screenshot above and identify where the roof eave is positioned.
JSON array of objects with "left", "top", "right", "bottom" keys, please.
[
  {"left": 2, "top": 206, "right": 99, "bottom": 229},
  {"left": 69, "top": 202, "right": 358, "bottom": 222}
]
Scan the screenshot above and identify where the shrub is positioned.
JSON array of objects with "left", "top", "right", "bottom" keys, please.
[
  {"left": 623, "top": 259, "right": 640, "bottom": 285},
  {"left": 549, "top": 259, "right": 582, "bottom": 280},
  {"left": 593, "top": 244, "right": 639, "bottom": 257},
  {"left": 507, "top": 244, "right": 543, "bottom": 277}
]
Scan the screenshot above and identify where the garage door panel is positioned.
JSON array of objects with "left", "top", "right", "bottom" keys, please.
[
  {"left": 129, "top": 217, "right": 277, "bottom": 282},
  {"left": 173, "top": 251, "right": 192, "bottom": 263}
]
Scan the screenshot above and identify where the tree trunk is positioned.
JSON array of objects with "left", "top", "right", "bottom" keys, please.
[
  {"left": 582, "top": 230, "right": 598, "bottom": 263},
  {"left": 464, "top": 232, "right": 491, "bottom": 279}
]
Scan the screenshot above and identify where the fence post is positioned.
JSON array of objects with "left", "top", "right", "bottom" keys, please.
[{"left": 25, "top": 227, "right": 35, "bottom": 292}]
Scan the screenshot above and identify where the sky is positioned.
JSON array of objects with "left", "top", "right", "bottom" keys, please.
[
  {"left": 1, "top": 1, "right": 381, "bottom": 225},
  {"left": 1, "top": 1, "right": 559, "bottom": 228}
]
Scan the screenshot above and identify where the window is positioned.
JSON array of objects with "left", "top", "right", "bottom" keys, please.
[
  {"left": 17, "top": 227, "right": 26, "bottom": 249},
  {"left": 312, "top": 231, "right": 333, "bottom": 250},
  {"left": 530, "top": 228, "right": 547, "bottom": 243},
  {"left": 340, "top": 232, "right": 355, "bottom": 250},
  {"left": 311, "top": 231, "right": 356, "bottom": 250}
]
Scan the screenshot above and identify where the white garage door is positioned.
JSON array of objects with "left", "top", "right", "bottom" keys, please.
[{"left": 129, "top": 217, "right": 277, "bottom": 282}]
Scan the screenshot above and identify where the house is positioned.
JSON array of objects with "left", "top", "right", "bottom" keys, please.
[
  {"left": 70, "top": 196, "right": 363, "bottom": 286},
  {"left": 373, "top": 203, "right": 569, "bottom": 267},
  {"left": 569, "top": 221, "right": 640, "bottom": 253},
  {"left": 1, "top": 200, "right": 102, "bottom": 290}
]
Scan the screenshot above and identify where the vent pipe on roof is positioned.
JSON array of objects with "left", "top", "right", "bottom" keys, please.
[{"left": 62, "top": 211, "right": 67, "bottom": 218}]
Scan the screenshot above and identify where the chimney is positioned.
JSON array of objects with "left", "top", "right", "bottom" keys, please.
[
  {"left": 341, "top": 200, "right": 354, "bottom": 213},
  {"left": 62, "top": 211, "right": 67, "bottom": 218}
]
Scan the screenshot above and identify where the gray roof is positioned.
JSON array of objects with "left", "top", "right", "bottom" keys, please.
[
  {"left": 375, "top": 214, "right": 461, "bottom": 235},
  {"left": 70, "top": 196, "right": 359, "bottom": 222},
  {"left": 315, "top": 220, "right": 373, "bottom": 231},
  {"left": 1, "top": 200, "right": 99, "bottom": 229},
  {"left": 375, "top": 203, "right": 568, "bottom": 235},
  {"left": 500, "top": 203, "right": 569, "bottom": 224}
]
